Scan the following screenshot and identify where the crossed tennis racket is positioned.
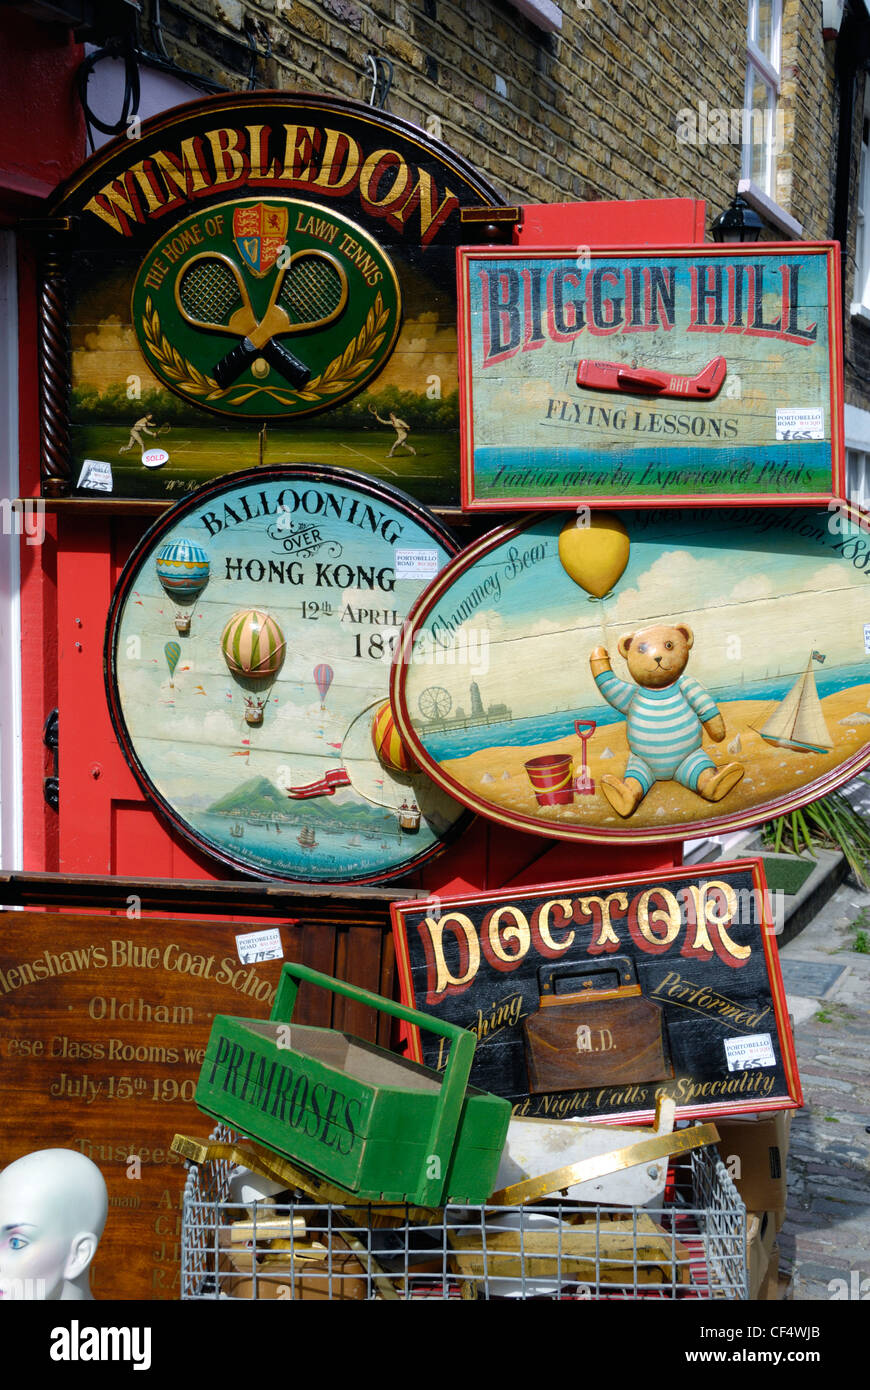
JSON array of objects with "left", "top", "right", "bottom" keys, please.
[{"left": 174, "top": 249, "right": 349, "bottom": 390}]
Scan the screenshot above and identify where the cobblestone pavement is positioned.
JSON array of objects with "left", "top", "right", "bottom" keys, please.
[{"left": 778, "top": 880, "right": 870, "bottom": 1301}]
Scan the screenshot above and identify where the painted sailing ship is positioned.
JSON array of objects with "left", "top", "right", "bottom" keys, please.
[
  {"left": 757, "top": 654, "right": 833, "bottom": 755},
  {"left": 230, "top": 822, "right": 244, "bottom": 838},
  {"left": 297, "top": 826, "right": 317, "bottom": 849}
]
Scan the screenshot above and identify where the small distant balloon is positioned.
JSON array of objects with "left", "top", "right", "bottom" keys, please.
[
  {"left": 558, "top": 512, "right": 630, "bottom": 599},
  {"left": 313, "top": 663, "right": 333, "bottom": 705},
  {"left": 164, "top": 640, "right": 181, "bottom": 686}
]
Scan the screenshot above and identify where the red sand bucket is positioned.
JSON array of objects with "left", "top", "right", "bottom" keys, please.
[{"left": 524, "top": 753, "right": 575, "bottom": 805}]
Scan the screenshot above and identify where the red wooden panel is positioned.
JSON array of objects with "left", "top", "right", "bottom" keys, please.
[{"left": 515, "top": 198, "right": 706, "bottom": 247}]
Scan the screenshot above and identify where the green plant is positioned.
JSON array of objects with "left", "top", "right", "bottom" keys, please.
[
  {"left": 855, "top": 929, "right": 869, "bottom": 955},
  {"left": 815, "top": 1008, "right": 832, "bottom": 1023},
  {"left": 760, "top": 791, "right": 870, "bottom": 888}
]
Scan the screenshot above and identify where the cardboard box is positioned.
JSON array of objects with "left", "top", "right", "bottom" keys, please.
[
  {"left": 716, "top": 1110, "right": 792, "bottom": 1213},
  {"left": 747, "top": 1211, "right": 778, "bottom": 1299}
]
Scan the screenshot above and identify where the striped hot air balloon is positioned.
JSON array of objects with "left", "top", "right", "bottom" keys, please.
[
  {"left": 156, "top": 537, "right": 210, "bottom": 632},
  {"left": 371, "top": 698, "right": 419, "bottom": 774},
  {"left": 221, "top": 610, "right": 286, "bottom": 725},
  {"left": 221, "top": 610, "right": 286, "bottom": 680},
  {"left": 155, "top": 538, "right": 211, "bottom": 600}
]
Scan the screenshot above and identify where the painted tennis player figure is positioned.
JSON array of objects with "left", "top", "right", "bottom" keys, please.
[
  {"left": 368, "top": 405, "right": 417, "bottom": 457},
  {"left": 119, "top": 413, "right": 158, "bottom": 455}
]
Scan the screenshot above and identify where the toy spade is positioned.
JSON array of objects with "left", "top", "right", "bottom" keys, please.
[
  {"left": 175, "top": 252, "right": 311, "bottom": 388},
  {"left": 574, "top": 719, "right": 596, "bottom": 794},
  {"left": 576, "top": 354, "right": 726, "bottom": 400}
]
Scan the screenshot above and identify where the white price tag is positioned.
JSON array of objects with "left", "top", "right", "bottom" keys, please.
[
  {"left": 864, "top": 623, "right": 870, "bottom": 656},
  {"left": 775, "top": 407, "right": 824, "bottom": 441},
  {"left": 77, "top": 459, "right": 114, "bottom": 492},
  {"left": 394, "top": 547, "right": 440, "bottom": 580},
  {"left": 723, "top": 1032, "right": 776, "bottom": 1072},
  {"left": 235, "top": 927, "right": 284, "bottom": 966}
]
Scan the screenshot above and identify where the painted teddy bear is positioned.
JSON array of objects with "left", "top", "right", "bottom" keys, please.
[{"left": 589, "top": 623, "right": 745, "bottom": 817}]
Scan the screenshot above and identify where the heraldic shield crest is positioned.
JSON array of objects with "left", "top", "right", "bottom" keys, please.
[{"left": 233, "top": 202, "right": 289, "bottom": 277}]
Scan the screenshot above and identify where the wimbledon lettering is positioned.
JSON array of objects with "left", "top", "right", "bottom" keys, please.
[{"left": 83, "top": 123, "right": 459, "bottom": 246}]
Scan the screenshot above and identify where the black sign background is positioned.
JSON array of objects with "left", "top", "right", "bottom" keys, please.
[{"left": 391, "top": 859, "right": 801, "bottom": 1124}]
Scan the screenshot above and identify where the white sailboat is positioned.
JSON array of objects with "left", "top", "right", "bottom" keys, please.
[{"left": 757, "top": 655, "right": 833, "bottom": 755}]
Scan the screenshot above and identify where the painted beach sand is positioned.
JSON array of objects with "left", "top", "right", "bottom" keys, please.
[
  {"left": 440, "top": 688, "right": 870, "bottom": 832},
  {"left": 395, "top": 506, "right": 870, "bottom": 841}
]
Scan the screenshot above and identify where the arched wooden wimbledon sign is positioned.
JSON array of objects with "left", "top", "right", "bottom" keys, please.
[
  {"left": 45, "top": 91, "right": 504, "bottom": 501},
  {"left": 105, "top": 465, "right": 469, "bottom": 882},
  {"left": 390, "top": 503, "right": 870, "bottom": 843}
]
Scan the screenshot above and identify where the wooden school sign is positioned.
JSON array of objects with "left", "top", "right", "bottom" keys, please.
[
  {"left": 391, "top": 861, "right": 802, "bottom": 1124},
  {"left": 42, "top": 92, "right": 504, "bottom": 502},
  {"left": 457, "top": 243, "right": 844, "bottom": 509},
  {"left": 0, "top": 909, "right": 286, "bottom": 1300},
  {"left": 391, "top": 503, "right": 870, "bottom": 844}
]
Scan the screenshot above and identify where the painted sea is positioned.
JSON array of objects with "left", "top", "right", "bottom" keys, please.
[{"left": 423, "top": 661, "right": 870, "bottom": 762}]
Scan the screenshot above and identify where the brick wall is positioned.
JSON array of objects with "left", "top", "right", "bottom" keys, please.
[
  {"left": 140, "top": 0, "right": 831, "bottom": 224},
  {"left": 138, "top": 0, "right": 868, "bottom": 411}
]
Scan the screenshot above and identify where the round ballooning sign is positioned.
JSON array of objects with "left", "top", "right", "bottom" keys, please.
[{"left": 104, "top": 464, "right": 469, "bottom": 883}]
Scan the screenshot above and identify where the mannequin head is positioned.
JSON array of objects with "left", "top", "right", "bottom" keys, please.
[{"left": 0, "top": 1149, "right": 108, "bottom": 1301}]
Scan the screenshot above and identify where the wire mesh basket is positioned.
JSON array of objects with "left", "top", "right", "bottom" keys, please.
[{"left": 181, "top": 1124, "right": 748, "bottom": 1301}]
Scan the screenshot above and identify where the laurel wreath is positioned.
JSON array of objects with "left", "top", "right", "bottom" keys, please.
[
  {"left": 141, "top": 291, "right": 390, "bottom": 408},
  {"left": 142, "top": 298, "right": 224, "bottom": 400}
]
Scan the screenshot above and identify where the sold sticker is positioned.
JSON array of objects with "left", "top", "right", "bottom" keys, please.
[{"left": 141, "top": 448, "right": 169, "bottom": 469}]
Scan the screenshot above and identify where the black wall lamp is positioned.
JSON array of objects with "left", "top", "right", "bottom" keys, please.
[{"left": 711, "top": 194, "right": 764, "bottom": 243}]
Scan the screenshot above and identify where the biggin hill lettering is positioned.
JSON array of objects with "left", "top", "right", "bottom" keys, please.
[
  {"left": 419, "top": 879, "right": 752, "bottom": 1005},
  {"left": 83, "top": 123, "right": 458, "bottom": 245},
  {"left": 480, "top": 260, "right": 818, "bottom": 367}
]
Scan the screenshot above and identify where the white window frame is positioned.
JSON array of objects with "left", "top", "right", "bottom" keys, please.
[
  {"left": 742, "top": 0, "right": 783, "bottom": 202},
  {"left": 845, "top": 405, "right": 870, "bottom": 510}
]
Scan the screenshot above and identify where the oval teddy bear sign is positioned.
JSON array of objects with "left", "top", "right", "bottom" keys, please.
[{"left": 390, "top": 505, "right": 870, "bottom": 843}]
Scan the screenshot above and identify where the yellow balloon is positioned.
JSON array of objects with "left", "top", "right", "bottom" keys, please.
[{"left": 558, "top": 512, "right": 630, "bottom": 598}]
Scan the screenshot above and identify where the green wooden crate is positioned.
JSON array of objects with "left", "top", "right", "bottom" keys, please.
[{"left": 195, "top": 962, "right": 511, "bottom": 1205}]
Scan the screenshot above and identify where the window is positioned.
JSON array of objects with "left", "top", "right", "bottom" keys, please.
[
  {"left": 852, "top": 109, "right": 870, "bottom": 318},
  {"left": 742, "top": 0, "right": 782, "bottom": 200},
  {"left": 847, "top": 447, "right": 870, "bottom": 511}
]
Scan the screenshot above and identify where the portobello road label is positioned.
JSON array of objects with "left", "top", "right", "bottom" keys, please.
[
  {"left": 391, "top": 861, "right": 802, "bottom": 1125},
  {"left": 47, "top": 93, "right": 504, "bottom": 499}
]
